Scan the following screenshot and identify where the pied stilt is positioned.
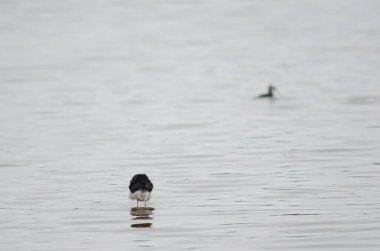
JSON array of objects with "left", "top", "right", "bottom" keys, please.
[{"left": 129, "top": 174, "right": 153, "bottom": 208}]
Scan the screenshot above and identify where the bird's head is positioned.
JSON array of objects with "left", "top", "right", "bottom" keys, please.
[{"left": 269, "top": 85, "right": 276, "bottom": 91}]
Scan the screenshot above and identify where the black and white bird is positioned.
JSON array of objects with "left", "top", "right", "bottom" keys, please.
[
  {"left": 129, "top": 174, "right": 153, "bottom": 208},
  {"left": 258, "top": 85, "right": 276, "bottom": 98}
]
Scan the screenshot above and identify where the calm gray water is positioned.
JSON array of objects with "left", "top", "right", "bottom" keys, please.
[{"left": 1, "top": 0, "right": 380, "bottom": 250}]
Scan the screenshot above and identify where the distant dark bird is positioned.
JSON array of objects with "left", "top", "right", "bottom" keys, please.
[
  {"left": 129, "top": 174, "right": 153, "bottom": 208},
  {"left": 258, "top": 85, "right": 276, "bottom": 98}
]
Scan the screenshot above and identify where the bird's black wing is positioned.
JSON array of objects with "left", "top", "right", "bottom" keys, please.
[
  {"left": 145, "top": 181, "right": 153, "bottom": 192},
  {"left": 129, "top": 175, "right": 141, "bottom": 193},
  {"left": 129, "top": 181, "right": 141, "bottom": 193}
]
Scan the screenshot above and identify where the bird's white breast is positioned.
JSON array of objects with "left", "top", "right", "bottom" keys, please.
[{"left": 129, "top": 190, "right": 151, "bottom": 201}]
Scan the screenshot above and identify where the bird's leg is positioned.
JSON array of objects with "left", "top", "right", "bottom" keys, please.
[
  {"left": 136, "top": 200, "right": 139, "bottom": 208},
  {"left": 144, "top": 200, "right": 147, "bottom": 208}
]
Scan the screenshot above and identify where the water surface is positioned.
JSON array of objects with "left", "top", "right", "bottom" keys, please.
[{"left": 1, "top": 0, "right": 380, "bottom": 250}]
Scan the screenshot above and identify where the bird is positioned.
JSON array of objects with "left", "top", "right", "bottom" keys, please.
[
  {"left": 258, "top": 85, "right": 276, "bottom": 98},
  {"left": 129, "top": 174, "right": 153, "bottom": 208}
]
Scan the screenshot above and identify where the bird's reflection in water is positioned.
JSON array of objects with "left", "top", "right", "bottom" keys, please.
[{"left": 130, "top": 207, "right": 154, "bottom": 228}]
